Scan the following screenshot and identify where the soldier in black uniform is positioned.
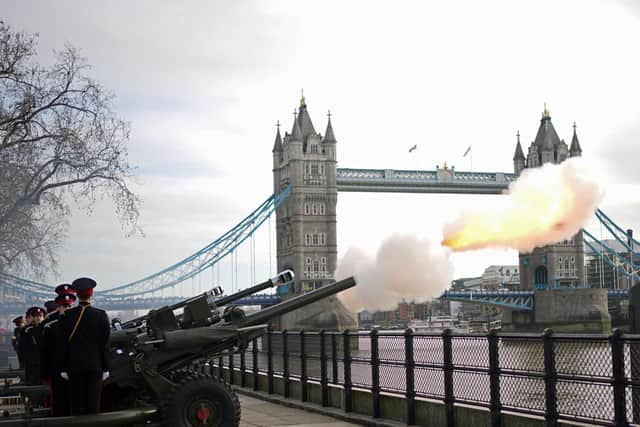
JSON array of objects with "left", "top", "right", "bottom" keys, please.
[
  {"left": 42, "top": 289, "right": 76, "bottom": 417},
  {"left": 11, "top": 316, "right": 24, "bottom": 366},
  {"left": 18, "top": 307, "right": 45, "bottom": 384},
  {"left": 59, "top": 278, "right": 110, "bottom": 415}
]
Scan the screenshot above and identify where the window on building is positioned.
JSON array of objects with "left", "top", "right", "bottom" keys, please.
[
  {"left": 319, "top": 203, "right": 326, "bottom": 215},
  {"left": 310, "top": 144, "right": 318, "bottom": 154},
  {"left": 535, "top": 266, "right": 548, "bottom": 285},
  {"left": 311, "top": 164, "right": 319, "bottom": 175},
  {"left": 321, "top": 257, "right": 326, "bottom": 265},
  {"left": 304, "top": 203, "right": 310, "bottom": 215},
  {"left": 306, "top": 257, "right": 311, "bottom": 265}
]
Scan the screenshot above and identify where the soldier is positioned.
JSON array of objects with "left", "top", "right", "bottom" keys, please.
[
  {"left": 42, "top": 290, "right": 76, "bottom": 417},
  {"left": 59, "top": 277, "right": 110, "bottom": 415},
  {"left": 44, "top": 301, "right": 57, "bottom": 317},
  {"left": 18, "top": 307, "right": 45, "bottom": 384},
  {"left": 11, "top": 316, "right": 24, "bottom": 362}
]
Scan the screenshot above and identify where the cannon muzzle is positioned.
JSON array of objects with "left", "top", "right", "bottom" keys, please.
[{"left": 214, "top": 269, "right": 294, "bottom": 306}]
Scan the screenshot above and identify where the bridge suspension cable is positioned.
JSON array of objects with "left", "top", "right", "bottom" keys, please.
[
  {"left": 96, "top": 185, "right": 291, "bottom": 298},
  {"left": 1, "top": 186, "right": 290, "bottom": 300}
]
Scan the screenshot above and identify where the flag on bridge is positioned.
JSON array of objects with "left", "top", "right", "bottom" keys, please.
[
  {"left": 408, "top": 144, "right": 417, "bottom": 153},
  {"left": 463, "top": 146, "right": 472, "bottom": 157}
]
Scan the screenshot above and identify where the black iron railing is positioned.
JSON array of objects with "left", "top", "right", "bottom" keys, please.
[{"left": 204, "top": 328, "right": 640, "bottom": 427}]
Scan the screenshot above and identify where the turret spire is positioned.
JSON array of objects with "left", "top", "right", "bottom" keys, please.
[
  {"left": 513, "top": 130, "right": 525, "bottom": 160},
  {"left": 290, "top": 110, "right": 302, "bottom": 141},
  {"left": 324, "top": 110, "right": 336, "bottom": 143},
  {"left": 570, "top": 121, "right": 582, "bottom": 156},
  {"left": 542, "top": 102, "right": 550, "bottom": 119},
  {"left": 272, "top": 120, "right": 282, "bottom": 152}
]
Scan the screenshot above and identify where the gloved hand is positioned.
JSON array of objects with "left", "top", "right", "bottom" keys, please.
[
  {"left": 60, "top": 372, "right": 69, "bottom": 380},
  {"left": 102, "top": 371, "right": 110, "bottom": 381}
]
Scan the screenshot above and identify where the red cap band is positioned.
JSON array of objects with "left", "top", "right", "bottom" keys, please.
[{"left": 77, "top": 288, "right": 93, "bottom": 297}]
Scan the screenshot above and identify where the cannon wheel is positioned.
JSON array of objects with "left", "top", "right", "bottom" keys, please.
[{"left": 163, "top": 374, "right": 240, "bottom": 427}]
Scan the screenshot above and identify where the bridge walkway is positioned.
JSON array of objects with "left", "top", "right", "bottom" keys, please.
[{"left": 239, "top": 394, "right": 359, "bottom": 427}]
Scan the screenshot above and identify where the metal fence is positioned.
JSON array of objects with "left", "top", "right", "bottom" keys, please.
[{"left": 204, "top": 328, "right": 640, "bottom": 427}]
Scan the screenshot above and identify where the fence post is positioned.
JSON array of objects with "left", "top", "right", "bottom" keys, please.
[
  {"left": 331, "top": 332, "right": 339, "bottom": 384},
  {"left": 228, "top": 348, "right": 234, "bottom": 385},
  {"left": 542, "top": 328, "right": 558, "bottom": 427},
  {"left": 442, "top": 328, "right": 454, "bottom": 427},
  {"left": 320, "top": 329, "right": 329, "bottom": 406},
  {"left": 405, "top": 328, "right": 416, "bottom": 425},
  {"left": 240, "top": 343, "right": 247, "bottom": 387},
  {"left": 218, "top": 355, "right": 224, "bottom": 382},
  {"left": 252, "top": 337, "right": 259, "bottom": 391},
  {"left": 371, "top": 328, "right": 381, "bottom": 418},
  {"left": 610, "top": 328, "right": 628, "bottom": 426},
  {"left": 267, "top": 327, "right": 274, "bottom": 394},
  {"left": 343, "top": 329, "right": 353, "bottom": 412},
  {"left": 282, "top": 329, "right": 290, "bottom": 398},
  {"left": 488, "top": 329, "right": 502, "bottom": 427},
  {"left": 300, "top": 330, "right": 308, "bottom": 402}
]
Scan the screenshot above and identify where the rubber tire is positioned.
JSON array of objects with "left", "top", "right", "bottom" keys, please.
[
  {"left": 163, "top": 374, "right": 240, "bottom": 427},
  {"left": 168, "top": 368, "right": 199, "bottom": 384}
]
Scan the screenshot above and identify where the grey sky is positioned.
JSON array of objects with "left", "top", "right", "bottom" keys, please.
[{"left": 3, "top": 0, "right": 640, "bottom": 295}]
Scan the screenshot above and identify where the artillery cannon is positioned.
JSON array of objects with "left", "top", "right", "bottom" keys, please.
[{"left": 0, "top": 271, "right": 356, "bottom": 426}]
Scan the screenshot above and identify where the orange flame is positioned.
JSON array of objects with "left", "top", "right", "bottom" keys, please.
[{"left": 442, "top": 158, "right": 602, "bottom": 253}]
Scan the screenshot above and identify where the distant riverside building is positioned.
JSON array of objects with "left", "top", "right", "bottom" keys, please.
[
  {"left": 585, "top": 239, "right": 634, "bottom": 289},
  {"left": 481, "top": 265, "right": 520, "bottom": 290},
  {"left": 514, "top": 106, "right": 584, "bottom": 290}
]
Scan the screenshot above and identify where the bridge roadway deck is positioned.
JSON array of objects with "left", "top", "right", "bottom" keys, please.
[{"left": 239, "top": 394, "right": 359, "bottom": 427}]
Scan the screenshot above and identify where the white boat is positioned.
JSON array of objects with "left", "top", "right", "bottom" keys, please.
[{"left": 409, "top": 316, "right": 470, "bottom": 334}]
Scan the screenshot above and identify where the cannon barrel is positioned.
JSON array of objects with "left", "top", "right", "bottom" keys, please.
[
  {"left": 214, "top": 269, "right": 294, "bottom": 307},
  {"left": 122, "top": 270, "right": 294, "bottom": 328},
  {"left": 238, "top": 276, "right": 356, "bottom": 327}
]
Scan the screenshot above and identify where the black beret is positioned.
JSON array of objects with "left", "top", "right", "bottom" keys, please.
[
  {"left": 72, "top": 277, "right": 97, "bottom": 291},
  {"left": 12, "top": 316, "right": 23, "bottom": 324},
  {"left": 55, "top": 284, "right": 74, "bottom": 295}
]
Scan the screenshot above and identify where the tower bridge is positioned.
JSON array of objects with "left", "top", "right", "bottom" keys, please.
[{"left": 1, "top": 98, "right": 633, "bottom": 329}]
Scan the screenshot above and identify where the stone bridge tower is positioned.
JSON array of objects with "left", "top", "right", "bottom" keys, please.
[
  {"left": 272, "top": 95, "right": 357, "bottom": 330},
  {"left": 513, "top": 105, "right": 585, "bottom": 290}
]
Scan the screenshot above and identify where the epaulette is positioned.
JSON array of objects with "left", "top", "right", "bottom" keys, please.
[
  {"left": 44, "top": 319, "right": 59, "bottom": 328},
  {"left": 24, "top": 326, "right": 33, "bottom": 333}
]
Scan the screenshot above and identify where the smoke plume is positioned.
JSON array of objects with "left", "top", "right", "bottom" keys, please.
[
  {"left": 442, "top": 158, "right": 603, "bottom": 253},
  {"left": 335, "top": 234, "right": 454, "bottom": 312}
]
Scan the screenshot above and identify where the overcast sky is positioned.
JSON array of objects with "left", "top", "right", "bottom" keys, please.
[{"left": 4, "top": 0, "right": 640, "bottom": 296}]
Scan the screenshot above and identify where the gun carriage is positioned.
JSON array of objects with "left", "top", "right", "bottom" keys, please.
[{"left": 0, "top": 271, "right": 357, "bottom": 426}]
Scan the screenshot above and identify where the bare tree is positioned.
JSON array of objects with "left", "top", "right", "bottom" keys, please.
[{"left": 0, "top": 21, "right": 140, "bottom": 275}]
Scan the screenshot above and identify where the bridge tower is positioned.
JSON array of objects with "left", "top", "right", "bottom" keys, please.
[
  {"left": 514, "top": 106, "right": 585, "bottom": 290},
  {"left": 272, "top": 95, "right": 357, "bottom": 330}
]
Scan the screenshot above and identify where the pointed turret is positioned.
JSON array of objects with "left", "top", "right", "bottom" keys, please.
[
  {"left": 513, "top": 131, "right": 526, "bottom": 174},
  {"left": 272, "top": 122, "right": 283, "bottom": 153},
  {"left": 297, "top": 94, "right": 317, "bottom": 139},
  {"left": 513, "top": 131, "right": 525, "bottom": 160},
  {"left": 535, "top": 104, "right": 558, "bottom": 164},
  {"left": 324, "top": 111, "right": 336, "bottom": 143},
  {"left": 290, "top": 113, "right": 302, "bottom": 141},
  {"left": 570, "top": 121, "right": 582, "bottom": 157}
]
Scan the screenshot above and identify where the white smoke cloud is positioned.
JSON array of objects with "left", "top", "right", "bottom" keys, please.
[
  {"left": 442, "top": 158, "right": 603, "bottom": 253},
  {"left": 335, "top": 234, "right": 454, "bottom": 312}
]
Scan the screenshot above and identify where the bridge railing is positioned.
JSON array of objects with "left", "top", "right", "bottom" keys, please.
[{"left": 203, "top": 328, "right": 640, "bottom": 426}]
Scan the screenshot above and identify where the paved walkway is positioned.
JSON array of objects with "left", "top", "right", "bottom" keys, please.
[{"left": 239, "top": 395, "right": 360, "bottom": 427}]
